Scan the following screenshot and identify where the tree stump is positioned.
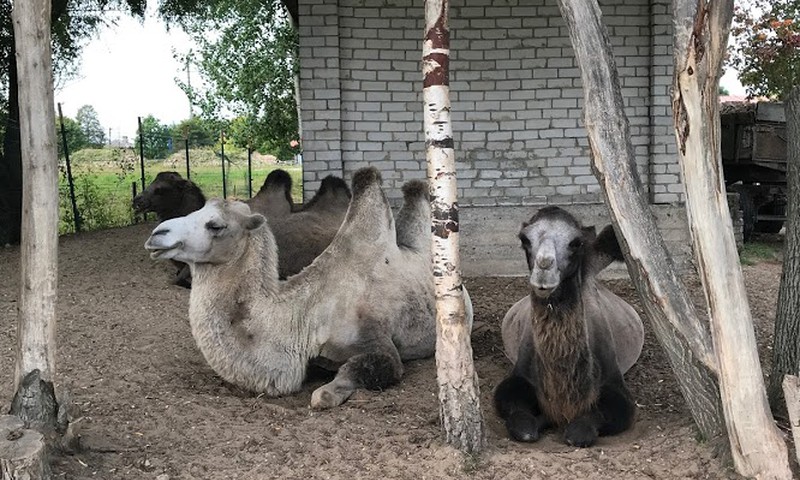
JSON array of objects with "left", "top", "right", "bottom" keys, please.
[
  {"left": 783, "top": 375, "right": 800, "bottom": 466},
  {"left": 0, "top": 415, "right": 49, "bottom": 480}
]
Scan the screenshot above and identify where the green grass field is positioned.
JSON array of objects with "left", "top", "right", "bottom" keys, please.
[{"left": 59, "top": 149, "right": 302, "bottom": 235}]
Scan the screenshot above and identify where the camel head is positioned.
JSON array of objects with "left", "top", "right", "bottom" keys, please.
[
  {"left": 144, "top": 199, "right": 266, "bottom": 264},
  {"left": 519, "top": 206, "right": 595, "bottom": 299},
  {"left": 133, "top": 171, "right": 206, "bottom": 220}
]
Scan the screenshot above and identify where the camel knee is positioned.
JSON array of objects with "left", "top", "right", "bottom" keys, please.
[{"left": 338, "top": 352, "right": 403, "bottom": 391}]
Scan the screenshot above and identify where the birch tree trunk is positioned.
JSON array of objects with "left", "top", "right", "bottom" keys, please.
[
  {"left": 555, "top": 0, "right": 725, "bottom": 444},
  {"left": 671, "top": 0, "right": 791, "bottom": 477},
  {"left": 10, "top": 0, "right": 60, "bottom": 432},
  {"left": 423, "top": 0, "right": 484, "bottom": 453},
  {"left": 769, "top": 87, "right": 800, "bottom": 410}
]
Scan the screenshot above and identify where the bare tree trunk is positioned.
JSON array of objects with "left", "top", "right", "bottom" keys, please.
[
  {"left": 10, "top": 0, "right": 60, "bottom": 432},
  {"left": 671, "top": 0, "right": 791, "bottom": 477},
  {"left": 770, "top": 87, "right": 800, "bottom": 411},
  {"left": 555, "top": 0, "right": 725, "bottom": 445},
  {"left": 0, "top": 416, "right": 49, "bottom": 480},
  {"left": 782, "top": 375, "right": 800, "bottom": 467},
  {"left": 423, "top": 0, "right": 484, "bottom": 454}
]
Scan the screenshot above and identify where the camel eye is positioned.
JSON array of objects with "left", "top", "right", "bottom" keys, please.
[
  {"left": 569, "top": 237, "right": 583, "bottom": 249},
  {"left": 205, "top": 222, "right": 226, "bottom": 233}
]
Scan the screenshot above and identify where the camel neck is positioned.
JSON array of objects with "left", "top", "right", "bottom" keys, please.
[{"left": 186, "top": 227, "right": 308, "bottom": 395}]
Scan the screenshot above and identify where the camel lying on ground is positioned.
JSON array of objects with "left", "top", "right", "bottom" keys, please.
[
  {"left": 135, "top": 170, "right": 351, "bottom": 281},
  {"left": 494, "top": 206, "right": 644, "bottom": 447},
  {"left": 145, "top": 167, "right": 472, "bottom": 408},
  {"left": 133, "top": 171, "right": 206, "bottom": 222},
  {"left": 133, "top": 172, "right": 206, "bottom": 287}
]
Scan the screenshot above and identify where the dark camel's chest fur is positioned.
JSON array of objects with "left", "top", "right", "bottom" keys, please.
[{"left": 529, "top": 289, "right": 599, "bottom": 425}]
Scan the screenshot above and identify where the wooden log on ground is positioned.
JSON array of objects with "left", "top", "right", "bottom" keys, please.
[
  {"left": 783, "top": 375, "right": 800, "bottom": 466},
  {"left": 0, "top": 415, "right": 49, "bottom": 480}
]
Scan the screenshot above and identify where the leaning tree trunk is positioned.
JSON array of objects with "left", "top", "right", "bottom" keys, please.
[
  {"left": 10, "top": 0, "right": 60, "bottom": 434},
  {"left": 769, "top": 86, "right": 800, "bottom": 411},
  {"left": 671, "top": 0, "right": 791, "bottom": 477},
  {"left": 555, "top": 0, "right": 725, "bottom": 446},
  {"left": 423, "top": 0, "right": 484, "bottom": 453}
]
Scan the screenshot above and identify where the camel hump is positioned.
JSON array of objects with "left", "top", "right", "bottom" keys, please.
[
  {"left": 302, "top": 175, "right": 352, "bottom": 213},
  {"left": 318, "top": 175, "right": 351, "bottom": 198},
  {"left": 154, "top": 171, "right": 184, "bottom": 182},
  {"left": 351, "top": 167, "right": 382, "bottom": 198},
  {"left": 260, "top": 169, "right": 293, "bottom": 193},
  {"left": 396, "top": 179, "right": 430, "bottom": 252},
  {"left": 401, "top": 180, "right": 428, "bottom": 202}
]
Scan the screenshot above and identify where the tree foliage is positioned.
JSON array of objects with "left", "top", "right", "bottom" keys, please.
[
  {"left": 0, "top": 0, "right": 146, "bottom": 244},
  {"left": 76, "top": 104, "right": 105, "bottom": 147},
  {"left": 165, "top": 0, "right": 300, "bottom": 161},
  {"left": 170, "top": 116, "right": 217, "bottom": 148},
  {"left": 57, "top": 115, "right": 87, "bottom": 157},
  {"left": 729, "top": 0, "right": 800, "bottom": 99},
  {"left": 136, "top": 115, "right": 171, "bottom": 159}
]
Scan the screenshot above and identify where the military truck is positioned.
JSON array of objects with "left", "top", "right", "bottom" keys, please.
[{"left": 720, "top": 101, "right": 787, "bottom": 241}]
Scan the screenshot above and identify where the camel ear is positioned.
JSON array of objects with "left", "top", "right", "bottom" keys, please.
[
  {"left": 244, "top": 214, "right": 266, "bottom": 231},
  {"left": 582, "top": 226, "right": 597, "bottom": 242}
]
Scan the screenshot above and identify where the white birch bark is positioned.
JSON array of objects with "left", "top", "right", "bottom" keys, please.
[
  {"left": 423, "top": 0, "right": 484, "bottom": 453},
  {"left": 671, "top": 0, "right": 791, "bottom": 477}
]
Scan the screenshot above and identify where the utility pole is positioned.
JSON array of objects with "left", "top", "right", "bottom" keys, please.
[{"left": 186, "top": 52, "right": 193, "bottom": 119}]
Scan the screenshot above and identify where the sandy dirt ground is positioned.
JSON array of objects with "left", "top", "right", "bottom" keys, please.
[{"left": 0, "top": 223, "right": 792, "bottom": 479}]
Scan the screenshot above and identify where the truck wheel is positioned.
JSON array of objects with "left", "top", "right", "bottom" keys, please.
[
  {"left": 755, "top": 203, "right": 785, "bottom": 234},
  {"left": 732, "top": 187, "right": 756, "bottom": 242}
]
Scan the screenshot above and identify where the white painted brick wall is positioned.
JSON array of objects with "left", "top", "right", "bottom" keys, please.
[{"left": 298, "top": 0, "right": 683, "bottom": 206}]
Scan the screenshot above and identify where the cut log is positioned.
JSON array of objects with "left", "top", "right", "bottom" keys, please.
[
  {"left": 783, "top": 375, "right": 800, "bottom": 466},
  {"left": 0, "top": 415, "right": 49, "bottom": 480}
]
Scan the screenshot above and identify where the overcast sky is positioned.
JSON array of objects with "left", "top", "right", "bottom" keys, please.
[
  {"left": 56, "top": 15, "right": 748, "bottom": 141},
  {"left": 56, "top": 13, "right": 196, "bottom": 141}
]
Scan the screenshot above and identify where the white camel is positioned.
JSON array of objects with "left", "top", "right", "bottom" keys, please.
[{"left": 144, "top": 167, "right": 472, "bottom": 408}]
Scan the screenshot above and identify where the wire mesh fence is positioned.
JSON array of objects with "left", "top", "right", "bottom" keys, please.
[{"left": 57, "top": 137, "right": 301, "bottom": 236}]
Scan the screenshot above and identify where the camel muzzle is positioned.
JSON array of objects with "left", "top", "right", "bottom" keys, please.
[{"left": 144, "top": 234, "right": 183, "bottom": 260}]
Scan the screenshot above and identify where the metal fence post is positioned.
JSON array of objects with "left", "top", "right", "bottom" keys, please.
[
  {"left": 57, "top": 103, "right": 81, "bottom": 233},
  {"left": 138, "top": 116, "right": 147, "bottom": 221},
  {"left": 132, "top": 182, "right": 138, "bottom": 224},
  {"left": 185, "top": 139, "right": 191, "bottom": 179},
  {"left": 220, "top": 131, "right": 227, "bottom": 199},
  {"left": 247, "top": 146, "right": 253, "bottom": 198},
  {"left": 137, "top": 116, "right": 146, "bottom": 191}
]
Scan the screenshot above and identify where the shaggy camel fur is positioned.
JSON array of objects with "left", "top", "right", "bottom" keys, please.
[
  {"left": 144, "top": 167, "right": 471, "bottom": 408},
  {"left": 133, "top": 171, "right": 206, "bottom": 221},
  {"left": 494, "top": 206, "right": 644, "bottom": 447}
]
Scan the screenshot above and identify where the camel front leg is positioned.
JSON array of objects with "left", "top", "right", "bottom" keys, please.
[
  {"left": 563, "top": 376, "right": 635, "bottom": 447},
  {"left": 311, "top": 339, "right": 403, "bottom": 409},
  {"left": 494, "top": 375, "right": 551, "bottom": 442}
]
